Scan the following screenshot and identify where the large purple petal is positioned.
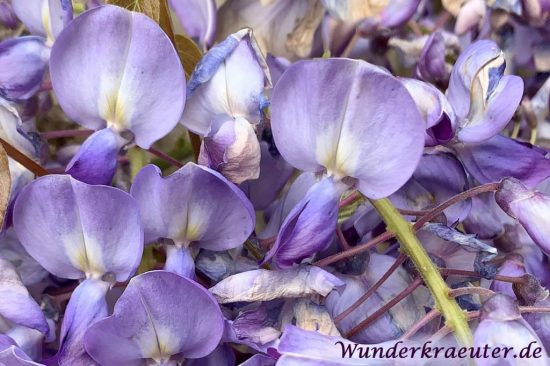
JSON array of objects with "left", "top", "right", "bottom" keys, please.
[
  {"left": 65, "top": 128, "right": 125, "bottom": 186},
  {"left": 181, "top": 28, "right": 269, "bottom": 135},
  {"left": 0, "top": 37, "right": 49, "bottom": 101},
  {"left": 261, "top": 177, "right": 340, "bottom": 269},
  {"left": 130, "top": 163, "right": 254, "bottom": 250},
  {"left": 271, "top": 58, "right": 425, "bottom": 199},
  {"left": 85, "top": 271, "right": 224, "bottom": 365},
  {"left": 455, "top": 134, "right": 550, "bottom": 189},
  {"left": 0, "top": 256, "right": 48, "bottom": 334},
  {"left": 13, "top": 175, "right": 143, "bottom": 281},
  {"left": 169, "top": 0, "right": 217, "bottom": 48},
  {"left": 50, "top": 5, "right": 185, "bottom": 149},
  {"left": 209, "top": 265, "right": 345, "bottom": 304}
]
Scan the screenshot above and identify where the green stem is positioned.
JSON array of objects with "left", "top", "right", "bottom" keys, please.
[{"left": 369, "top": 198, "right": 473, "bottom": 348}]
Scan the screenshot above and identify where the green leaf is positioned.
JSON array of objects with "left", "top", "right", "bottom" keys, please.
[{"left": 175, "top": 34, "right": 203, "bottom": 79}]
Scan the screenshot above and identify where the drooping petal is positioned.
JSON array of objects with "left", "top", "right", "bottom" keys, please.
[
  {"left": 261, "top": 177, "right": 340, "bottom": 268},
  {"left": 169, "top": 0, "right": 217, "bottom": 48},
  {"left": 0, "top": 37, "right": 50, "bottom": 101},
  {"left": 277, "top": 325, "right": 423, "bottom": 365},
  {"left": 0, "top": 255, "right": 48, "bottom": 334},
  {"left": 400, "top": 78, "right": 457, "bottom": 146},
  {"left": 11, "top": 0, "right": 73, "bottom": 43},
  {"left": 13, "top": 174, "right": 143, "bottom": 281},
  {"left": 495, "top": 177, "right": 550, "bottom": 255},
  {"left": 65, "top": 128, "right": 125, "bottom": 186},
  {"left": 271, "top": 58, "right": 425, "bottom": 199},
  {"left": 447, "top": 40, "right": 524, "bottom": 143},
  {"left": 0, "top": 97, "right": 38, "bottom": 158},
  {"left": 413, "top": 32, "right": 449, "bottom": 85},
  {"left": 240, "top": 141, "right": 294, "bottom": 210},
  {"left": 130, "top": 163, "right": 254, "bottom": 249},
  {"left": 198, "top": 115, "right": 261, "bottom": 185},
  {"left": 326, "top": 253, "right": 425, "bottom": 344},
  {"left": 85, "top": 271, "right": 224, "bottom": 365},
  {"left": 209, "top": 265, "right": 345, "bottom": 304},
  {"left": 473, "top": 293, "right": 549, "bottom": 365},
  {"left": 455, "top": 134, "right": 550, "bottom": 189},
  {"left": 181, "top": 28, "right": 269, "bottom": 135},
  {"left": 49, "top": 5, "right": 185, "bottom": 149}
]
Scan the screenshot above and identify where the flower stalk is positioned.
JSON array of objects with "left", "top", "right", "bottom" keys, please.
[{"left": 369, "top": 197, "right": 473, "bottom": 348}]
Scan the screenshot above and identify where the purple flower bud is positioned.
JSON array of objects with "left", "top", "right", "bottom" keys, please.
[{"left": 495, "top": 177, "right": 550, "bottom": 255}]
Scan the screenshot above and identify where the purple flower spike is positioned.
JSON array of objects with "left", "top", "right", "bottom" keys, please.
[
  {"left": 181, "top": 28, "right": 270, "bottom": 135},
  {"left": 130, "top": 163, "right": 254, "bottom": 276},
  {"left": 65, "top": 128, "right": 126, "bottom": 186},
  {"left": 50, "top": 5, "right": 185, "bottom": 149},
  {"left": 0, "top": 255, "right": 49, "bottom": 334},
  {"left": 12, "top": 0, "right": 73, "bottom": 45},
  {"left": 169, "top": 0, "right": 217, "bottom": 48},
  {"left": 473, "top": 294, "right": 549, "bottom": 364},
  {"left": 413, "top": 32, "right": 449, "bottom": 85},
  {"left": 260, "top": 177, "right": 341, "bottom": 269},
  {"left": 447, "top": 40, "right": 524, "bottom": 143},
  {"left": 0, "top": 1, "right": 17, "bottom": 29},
  {"left": 85, "top": 271, "right": 224, "bottom": 366},
  {"left": 400, "top": 78, "right": 457, "bottom": 146},
  {"left": 0, "top": 37, "right": 50, "bottom": 101},
  {"left": 495, "top": 177, "right": 550, "bottom": 256},
  {"left": 271, "top": 58, "right": 425, "bottom": 199},
  {"left": 455, "top": 134, "right": 550, "bottom": 188},
  {"left": 13, "top": 174, "right": 143, "bottom": 281},
  {"left": 198, "top": 115, "right": 261, "bottom": 185}
]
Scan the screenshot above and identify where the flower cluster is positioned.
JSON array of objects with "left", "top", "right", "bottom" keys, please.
[{"left": 0, "top": 0, "right": 550, "bottom": 365}]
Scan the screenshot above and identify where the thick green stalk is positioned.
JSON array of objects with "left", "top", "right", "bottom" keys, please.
[{"left": 370, "top": 198, "right": 473, "bottom": 348}]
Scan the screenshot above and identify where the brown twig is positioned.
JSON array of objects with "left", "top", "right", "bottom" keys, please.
[
  {"left": 0, "top": 138, "right": 49, "bottom": 176},
  {"left": 400, "top": 308, "right": 441, "bottom": 340}
]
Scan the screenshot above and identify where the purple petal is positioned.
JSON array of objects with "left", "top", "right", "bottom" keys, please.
[
  {"left": 182, "top": 28, "right": 269, "bottom": 134},
  {"left": 50, "top": 5, "right": 185, "bottom": 149},
  {"left": 271, "top": 58, "right": 425, "bottom": 199},
  {"left": 454, "top": 0, "right": 485, "bottom": 35},
  {"left": 400, "top": 78, "right": 457, "bottom": 146},
  {"left": 261, "top": 177, "right": 340, "bottom": 268},
  {"left": 130, "top": 163, "right": 254, "bottom": 250},
  {"left": 57, "top": 278, "right": 110, "bottom": 366},
  {"left": 473, "top": 294, "right": 549, "bottom": 364},
  {"left": 448, "top": 40, "right": 523, "bottom": 143},
  {"left": 199, "top": 115, "right": 261, "bottom": 185},
  {"left": 209, "top": 265, "right": 345, "bottom": 303},
  {"left": 490, "top": 253, "right": 526, "bottom": 298},
  {"left": 413, "top": 32, "right": 448, "bottom": 84},
  {"left": 0, "top": 97, "right": 38, "bottom": 158},
  {"left": 65, "top": 128, "right": 124, "bottom": 186},
  {"left": 455, "top": 134, "right": 550, "bottom": 189},
  {"left": 240, "top": 141, "right": 295, "bottom": 211},
  {"left": 495, "top": 177, "right": 550, "bottom": 255},
  {"left": 186, "top": 344, "right": 236, "bottom": 366},
  {"left": 463, "top": 194, "right": 505, "bottom": 239},
  {"left": 321, "top": 16, "right": 357, "bottom": 58},
  {"left": 380, "top": 0, "right": 421, "bottom": 28},
  {"left": 5, "top": 325, "right": 46, "bottom": 362},
  {"left": 0, "top": 256, "right": 48, "bottom": 334},
  {"left": 525, "top": 298, "right": 550, "bottom": 351},
  {"left": 326, "top": 253, "right": 424, "bottom": 343},
  {"left": 85, "top": 271, "right": 224, "bottom": 364},
  {"left": 266, "top": 53, "right": 291, "bottom": 86},
  {"left": 239, "top": 354, "right": 276, "bottom": 366},
  {"left": 164, "top": 245, "right": 196, "bottom": 279},
  {"left": 0, "top": 345, "right": 41, "bottom": 366},
  {"left": 232, "top": 303, "right": 281, "bottom": 345},
  {"left": 169, "top": 0, "right": 217, "bottom": 48},
  {"left": 13, "top": 175, "right": 143, "bottom": 281},
  {"left": 411, "top": 153, "right": 471, "bottom": 224},
  {"left": 12, "top": 0, "right": 72, "bottom": 42},
  {"left": 258, "top": 172, "right": 316, "bottom": 240},
  {"left": 0, "top": 36, "right": 49, "bottom": 101},
  {"left": 0, "top": 2, "right": 18, "bottom": 29}
]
